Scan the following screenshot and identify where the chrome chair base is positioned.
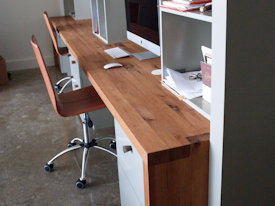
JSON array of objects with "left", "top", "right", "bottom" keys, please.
[{"left": 44, "top": 113, "right": 116, "bottom": 189}]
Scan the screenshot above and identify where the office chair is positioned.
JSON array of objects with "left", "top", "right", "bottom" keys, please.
[
  {"left": 31, "top": 35, "right": 116, "bottom": 189},
  {"left": 43, "top": 11, "right": 72, "bottom": 91}
]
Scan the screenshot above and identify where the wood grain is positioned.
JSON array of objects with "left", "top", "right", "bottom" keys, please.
[
  {"left": 50, "top": 16, "right": 210, "bottom": 205},
  {"left": 143, "top": 134, "right": 209, "bottom": 206}
]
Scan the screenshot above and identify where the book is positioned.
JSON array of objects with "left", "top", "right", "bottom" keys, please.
[
  {"left": 158, "top": 5, "right": 200, "bottom": 12},
  {"left": 160, "top": 0, "right": 212, "bottom": 12},
  {"left": 166, "top": 0, "right": 212, "bottom": 5},
  {"left": 162, "top": 1, "right": 203, "bottom": 10},
  {"left": 176, "top": 0, "right": 211, "bottom": 4}
]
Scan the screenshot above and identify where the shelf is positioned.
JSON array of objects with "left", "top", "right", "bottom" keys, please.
[
  {"left": 160, "top": 7, "right": 212, "bottom": 23},
  {"left": 161, "top": 81, "right": 210, "bottom": 120},
  {"left": 184, "top": 97, "right": 210, "bottom": 120}
]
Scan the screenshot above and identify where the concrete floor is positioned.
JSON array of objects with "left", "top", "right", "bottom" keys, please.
[{"left": 0, "top": 68, "right": 120, "bottom": 206}]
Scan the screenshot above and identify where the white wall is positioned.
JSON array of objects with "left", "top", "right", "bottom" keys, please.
[
  {"left": 210, "top": 0, "right": 274, "bottom": 205},
  {"left": 0, "top": 0, "right": 64, "bottom": 71},
  {"left": 221, "top": 0, "right": 274, "bottom": 205}
]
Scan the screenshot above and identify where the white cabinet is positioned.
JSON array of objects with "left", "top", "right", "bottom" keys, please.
[
  {"left": 115, "top": 119, "right": 145, "bottom": 206},
  {"left": 56, "top": 31, "right": 70, "bottom": 75},
  {"left": 90, "top": 0, "right": 127, "bottom": 44},
  {"left": 118, "top": 166, "right": 143, "bottom": 206},
  {"left": 69, "top": 53, "right": 81, "bottom": 90},
  {"left": 62, "top": 0, "right": 74, "bottom": 16}
]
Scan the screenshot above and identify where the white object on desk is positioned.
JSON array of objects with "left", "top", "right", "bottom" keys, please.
[
  {"left": 103, "top": 63, "right": 123, "bottom": 70},
  {"left": 104, "top": 47, "right": 130, "bottom": 59},
  {"left": 151, "top": 69, "right": 162, "bottom": 75}
]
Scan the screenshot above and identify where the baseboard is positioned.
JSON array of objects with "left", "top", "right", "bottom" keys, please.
[{"left": 6, "top": 55, "right": 55, "bottom": 71}]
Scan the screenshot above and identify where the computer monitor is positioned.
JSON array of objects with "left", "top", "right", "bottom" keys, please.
[{"left": 125, "top": 0, "right": 160, "bottom": 60}]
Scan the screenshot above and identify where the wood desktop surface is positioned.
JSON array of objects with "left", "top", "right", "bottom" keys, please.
[{"left": 50, "top": 16, "right": 210, "bottom": 206}]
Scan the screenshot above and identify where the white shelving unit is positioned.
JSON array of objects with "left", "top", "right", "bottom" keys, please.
[
  {"left": 159, "top": 2, "right": 273, "bottom": 205},
  {"left": 73, "top": 0, "right": 91, "bottom": 20},
  {"left": 159, "top": 7, "right": 212, "bottom": 119},
  {"left": 63, "top": 0, "right": 91, "bottom": 20},
  {"left": 90, "top": 0, "right": 128, "bottom": 44},
  {"left": 63, "top": 0, "right": 74, "bottom": 16}
]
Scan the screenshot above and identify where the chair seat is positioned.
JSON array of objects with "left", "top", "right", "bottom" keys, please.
[{"left": 56, "top": 86, "right": 106, "bottom": 117}]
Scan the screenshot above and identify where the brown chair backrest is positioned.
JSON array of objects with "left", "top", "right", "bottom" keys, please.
[
  {"left": 30, "top": 35, "right": 59, "bottom": 115},
  {"left": 43, "top": 11, "right": 67, "bottom": 56}
]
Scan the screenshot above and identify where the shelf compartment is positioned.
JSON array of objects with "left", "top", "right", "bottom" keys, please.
[
  {"left": 162, "top": 81, "right": 210, "bottom": 120},
  {"left": 160, "top": 11, "right": 211, "bottom": 72},
  {"left": 160, "top": 8, "right": 212, "bottom": 118},
  {"left": 160, "top": 7, "right": 212, "bottom": 23}
]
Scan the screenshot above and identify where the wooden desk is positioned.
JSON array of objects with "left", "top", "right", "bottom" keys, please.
[{"left": 50, "top": 16, "right": 210, "bottom": 206}]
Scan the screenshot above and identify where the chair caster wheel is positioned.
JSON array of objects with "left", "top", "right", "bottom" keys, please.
[
  {"left": 76, "top": 179, "right": 86, "bottom": 189},
  {"left": 85, "top": 113, "right": 94, "bottom": 128},
  {"left": 87, "top": 119, "right": 93, "bottom": 128},
  {"left": 44, "top": 163, "right": 54, "bottom": 172},
  {"left": 54, "top": 84, "right": 61, "bottom": 90},
  {"left": 109, "top": 140, "right": 116, "bottom": 149},
  {"left": 67, "top": 142, "right": 76, "bottom": 148}
]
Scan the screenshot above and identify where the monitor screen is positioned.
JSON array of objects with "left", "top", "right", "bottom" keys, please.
[{"left": 125, "top": 0, "right": 159, "bottom": 46}]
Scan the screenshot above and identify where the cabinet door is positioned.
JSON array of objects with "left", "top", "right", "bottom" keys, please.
[
  {"left": 59, "top": 55, "right": 70, "bottom": 75},
  {"left": 118, "top": 165, "right": 143, "bottom": 206},
  {"left": 69, "top": 54, "right": 81, "bottom": 90},
  {"left": 115, "top": 120, "right": 145, "bottom": 205},
  {"left": 56, "top": 31, "right": 70, "bottom": 75}
]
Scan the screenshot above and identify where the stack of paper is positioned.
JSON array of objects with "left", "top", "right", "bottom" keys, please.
[
  {"left": 160, "top": 0, "right": 212, "bottom": 11},
  {"left": 163, "top": 68, "right": 202, "bottom": 99}
]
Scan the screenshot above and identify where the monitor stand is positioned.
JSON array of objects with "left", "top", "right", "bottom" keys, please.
[{"left": 132, "top": 51, "right": 159, "bottom": 61}]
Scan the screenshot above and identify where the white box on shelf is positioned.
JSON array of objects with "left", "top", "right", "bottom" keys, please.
[
  {"left": 200, "top": 61, "right": 211, "bottom": 103},
  {"left": 203, "top": 84, "right": 211, "bottom": 102}
]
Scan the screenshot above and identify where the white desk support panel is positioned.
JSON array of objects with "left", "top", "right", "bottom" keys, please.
[{"left": 56, "top": 31, "right": 70, "bottom": 75}]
